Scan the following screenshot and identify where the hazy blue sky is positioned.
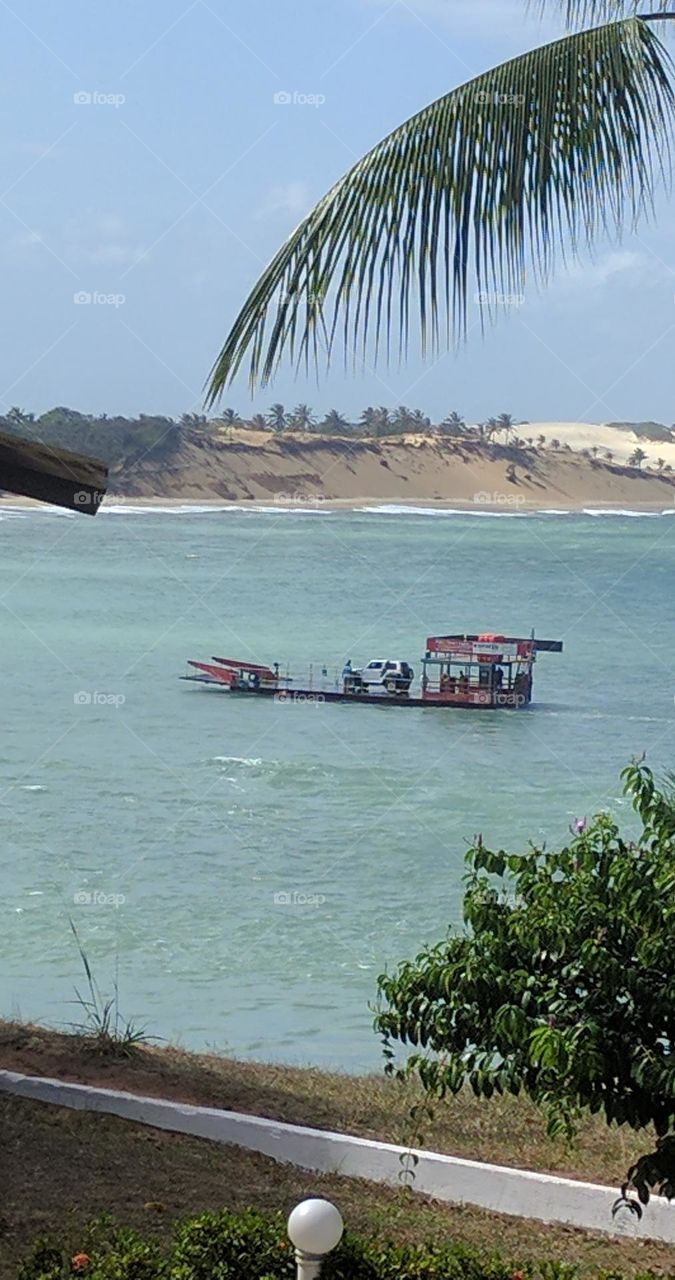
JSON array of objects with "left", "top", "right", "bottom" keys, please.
[{"left": 2, "top": 0, "right": 674, "bottom": 423}]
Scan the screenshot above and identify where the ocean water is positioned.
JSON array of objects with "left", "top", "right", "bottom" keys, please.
[{"left": 1, "top": 503, "right": 674, "bottom": 1070}]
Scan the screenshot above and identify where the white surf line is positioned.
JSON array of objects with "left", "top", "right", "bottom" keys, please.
[{"left": 1, "top": 1069, "right": 673, "bottom": 1244}]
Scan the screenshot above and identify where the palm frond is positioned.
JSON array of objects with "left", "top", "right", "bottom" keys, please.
[
  {"left": 533, "top": 2, "right": 674, "bottom": 27},
  {"left": 207, "top": 18, "right": 674, "bottom": 399}
]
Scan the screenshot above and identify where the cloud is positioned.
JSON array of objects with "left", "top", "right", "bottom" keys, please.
[
  {"left": 80, "top": 243, "right": 144, "bottom": 265},
  {"left": 256, "top": 181, "right": 311, "bottom": 220},
  {"left": 9, "top": 230, "right": 44, "bottom": 249},
  {"left": 65, "top": 211, "right": 145, "bottom": 267},
  {"left": 12, "top": 141, "right": 62, "bottom": 160},
  {"left": 560, "top": 250, "right": 665, "bottom": 290}
]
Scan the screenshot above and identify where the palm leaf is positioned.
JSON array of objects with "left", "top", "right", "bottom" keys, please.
[
  {"left": 206, "top": 18, "right": 674, "bottom": 399},
  {"left": 534, "top": 2, "right": 674, "bottom": 26}
]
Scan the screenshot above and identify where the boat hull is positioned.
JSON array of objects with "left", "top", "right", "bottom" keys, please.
[{"left": 179, "top": 676, "right": 527, "bottom": 709}]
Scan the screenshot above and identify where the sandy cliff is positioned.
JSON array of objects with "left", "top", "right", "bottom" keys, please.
[{"left": 110, "top": 426, "right": 675, "bottom": 509}]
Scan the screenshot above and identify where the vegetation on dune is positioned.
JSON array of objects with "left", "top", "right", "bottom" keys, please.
[
  {"left": 2, "top": 407, "right": 674, "bottom": 493},
  {"left": 606, "top": 421, "right": 675, "bottom": 443},
  {"left": 1, "top": 407, "right": 182, "bottom": 471},
  {"left": 4, "top": 405, "right": 675, "bottom": 451},
  {"left": 628, "top": 446, "right": 649, "bottom": 468},
  {"left": 376, "top": 761, "right": 675, "bottom": 1208},
  {"left": 206, "top": 1, "right": 675, "bottom": 396}
]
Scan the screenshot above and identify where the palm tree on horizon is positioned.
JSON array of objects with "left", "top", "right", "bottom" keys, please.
[
  {"left": 267, "top": 403, "right": 287, "bottom": 432},
  {"left": 322, "top": 408, "right": 352, "bottom": 433},
  {"left": 359, "top": 406, "right": 392, "bottom": 437},
  {"left": 496, "top": 413, "right": 517, "bottom": 443},
  {"left": 290, "top": 403, "right": 317, "bottom": 431},
  {"left": 440, "top": 410, "right": 466, "bottom": 436},
  {"left": 391, "top": 405, "right": 415, "bottom": 433},
  {"left": 207, "top": 1, "right": 675, "bottom": 401},
  {"left": 482, "top": 417, "right": 501, "bottom": 441},
  {"left": 219, "top": 408, "right": 241, "bottom": 425}
]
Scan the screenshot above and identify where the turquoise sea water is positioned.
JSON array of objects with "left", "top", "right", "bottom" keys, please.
[{"left": 1, "top": 503, "right": 674, "bottom": 1069}]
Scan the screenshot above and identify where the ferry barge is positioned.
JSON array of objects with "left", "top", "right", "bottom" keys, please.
[{"left": 181, "top": 632, "right": 562, "bottom": 709}]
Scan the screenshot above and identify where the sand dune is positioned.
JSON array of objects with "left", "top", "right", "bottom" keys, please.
[
  {"left": 521, "top": 421, "right": 675, "bottom": 468},
  {"left": 107, "top": 424, "right": 675, "bottom": 510},
  {"left": 5, "top": 423, "right": 673, "bottom": 512}
]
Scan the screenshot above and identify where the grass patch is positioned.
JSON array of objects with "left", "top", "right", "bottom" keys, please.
[{"left": 0, "top": 1020, "right": 650, "bottom": 1187}]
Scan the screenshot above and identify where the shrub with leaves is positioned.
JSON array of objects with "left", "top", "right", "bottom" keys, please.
[
  {"left": 375, "top": 760, "right": 675, "bottom": 1206},
  {"left": 170, "top": 1210, "right": 295, "bottom": 1280},
  {"left": 18, "top": 1213, "right": 650, "bottom": 1280},
  {"left": 17, "top": 1229, "right": 165, "bottom": 1280}
]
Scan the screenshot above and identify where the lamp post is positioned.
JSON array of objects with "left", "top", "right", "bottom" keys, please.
[{"left": 287, "top": 1198, "right": 344, "bottom": 1280}]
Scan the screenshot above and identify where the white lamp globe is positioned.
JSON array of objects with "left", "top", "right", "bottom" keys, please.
[{"left": 287, "top": 1198, "right": 344, "bottom": 1255}]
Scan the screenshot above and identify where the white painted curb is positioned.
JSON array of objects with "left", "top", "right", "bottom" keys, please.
[{"left": 1, "top": 1069, "right": 673, "bottom": 1243}]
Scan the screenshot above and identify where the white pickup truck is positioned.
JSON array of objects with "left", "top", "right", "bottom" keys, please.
[{"left": 351, "top": 659, "right": 415, "bottom": 694}]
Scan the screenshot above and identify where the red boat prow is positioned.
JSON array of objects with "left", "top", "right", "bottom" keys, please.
[
  {"left": 187, "top": 660, "right": 238, "bottom": 685},
  {"left": 211, "top": 656, "right": 277, "bottom": 680}
]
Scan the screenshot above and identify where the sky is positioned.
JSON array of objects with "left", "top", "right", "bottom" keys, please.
[{"left": 2, "top": 0, "right": 675, "bottom": 425}]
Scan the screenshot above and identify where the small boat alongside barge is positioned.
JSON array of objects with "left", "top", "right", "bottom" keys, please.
[{"left": 181, "top": 632, "right": 562, "bottom": 710}]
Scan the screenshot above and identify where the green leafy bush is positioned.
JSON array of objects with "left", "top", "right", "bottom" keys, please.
[
  {"left": 171, "top": 1210, "right": 294, "bottom": 1279},
  {"left": 17, "top": 1227, "right": 165, "bottom": 1280},
  {"left": 14, "top": 1211, "right": 674, "bottom": 1280},
  {"left": 375, "top": 761, "right": 675, "bottom": 1205}
]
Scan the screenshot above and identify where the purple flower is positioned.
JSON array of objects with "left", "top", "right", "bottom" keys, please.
[{"left": 570, "top": 817, "right": 587, "bottom": 836}]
